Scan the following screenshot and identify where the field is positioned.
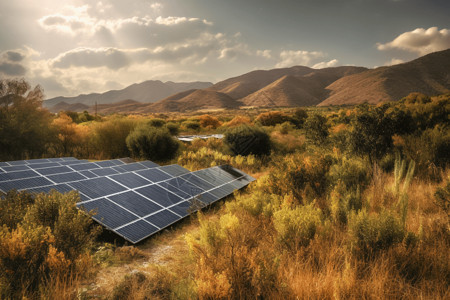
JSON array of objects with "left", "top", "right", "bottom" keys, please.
[{"left": 0, "top": 82, "right": 449, "bottom": 299}]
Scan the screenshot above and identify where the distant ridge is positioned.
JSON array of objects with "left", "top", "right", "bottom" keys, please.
[
  {"left": 44, "top": 80, "right": 213, "bottom": 108},
  {"left": 319, "top": 49, "right": 450, "bottom": 105},
  {"left": 46, "top": 49, "right": 450, "bottom": 113}
]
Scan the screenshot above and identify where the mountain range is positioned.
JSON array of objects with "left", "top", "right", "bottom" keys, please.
[{"left": 44, "top": 49, "right": 450, "bottom": 113}]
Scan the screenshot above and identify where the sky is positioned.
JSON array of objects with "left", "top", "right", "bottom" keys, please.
[{"left": 0, "top": 0, "right": 449, "bottom": 99}]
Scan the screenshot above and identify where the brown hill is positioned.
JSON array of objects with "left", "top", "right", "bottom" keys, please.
[
  {"left": 49, "top": 101, "right": 90, "bottom": 113},
  {"left": 319, "top": 49, "right": 450, "bottom": 106},
  {"left": 240, "top": 66, "right": 367, "bottom": 107},
  {"left": 208, "top": 66, "right": 315, "bottom": 99},
  {"left": 89, "top": 99, "right": 147, "bottom": 115},
  {"left": 44, "top": 80, "right": 213, "bottom": 108},
  {"left": 147, "top": 89, "right": 241, "bottom": 112}
]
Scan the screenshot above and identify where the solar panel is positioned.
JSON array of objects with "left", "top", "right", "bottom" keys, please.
[{"left": 0, "top": 157, "right": 255, "bottom": 244}]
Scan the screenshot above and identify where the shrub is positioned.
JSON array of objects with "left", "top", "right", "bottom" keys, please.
[
  {"left": 328, "top": 157, "right": 370, "bottom": 190},
  {"left": 197, "top": 114, "right": 221, "bottom": 129},
  {"left": 224, "top": 125, "right": 271, "bottom": 156},
  {"left": 291, "top": 108, "right": 308, "bottom": 128},
  {"left": 348, "top": 210, "right": 405, "bottom": 258},
  {"left": 273, "top": 204, "right": 322, "bottom": 250},
  {"left": 224, "top": 116, "right": 252, "bottom": 127},
  {"left": 93, "top": 117, "right": 137, "bottom": 159},
  {"left": 304, "top": 113, "right": 329, "bottom": 145},
  {"left": 182, "top": 120, "right": 201, "bottom": 131},
  {"left": 255, "top": 111, "right": 289, "bottom": 126},
  {"left": 0, "top": 190, "right": 34, "bottom": 229},
  {"left": 147, "top": 118, "right": 166, "bottom": 127},
  {"left": 166, "top": 122, "right": 179, "bottom": 136},
  {"left": 434, "top": 179, "right": 449, "bottom": 216},
  {"left": 126, "top": 125, "right": 179, "bottom": 161}
]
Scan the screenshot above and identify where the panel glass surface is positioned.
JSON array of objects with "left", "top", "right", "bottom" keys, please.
[
  {"left": 145, "top": 209, "right": 180, "bottom": 228},
  {"left": 136, "top": 168, "right": 173, "bottom": 183},
  {"left": 109, "top": 173, "right": 152, "bottom": 189},
  {"left": 136, "top": 184, "right": 184, "bottom": 207},
  {"left": 116, "top": 220, "right": 158, "bottom": 243},
  {"left": 77, "top": 198, "right": 137, "bottom": 229},
  {"left": 108, "top": 191, "right": 163, "bottom": 217}
]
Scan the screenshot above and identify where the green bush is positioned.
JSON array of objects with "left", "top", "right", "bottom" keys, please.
[
  {"left": 126, "top": 125, "right": 179, "bottom": 161},
  {"left": 182, "top": 120, "right": 201, "bottom": 131},
  {"left": 329, "top": 157, "right": 370, "bottom": 190},
  {"left": 348, "top": 210, "right": 405, "bottom": 258},
  {"left": 273, "top": 204, "right": 322, "bottom": 250},
  {"left": 255, "top": 111, "right": 290, "bottom": 126},
  {"left": 147, "top": 118, "right": 166, "bottom": 128},
  {"left": 304, "top": 113, "right": 329, "bottom": 145},
  {"left": 0, "top": 190, "right": 34, "bottom": 229},
  {"left": 166, "top": 122, "right": 180, "bottom": 136},
  {"left": 224, "top": 125, "right": 271, "bottom": 156},
  {"left": 93, "top": 117, "right": 137, "bottom": 159}
]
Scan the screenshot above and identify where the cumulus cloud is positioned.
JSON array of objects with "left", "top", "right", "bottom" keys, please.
[
  {"left": 312, "top": 59, "right": 339, "bottom": 69},
  {"left": 0, "top": 62, "right": 26, "bottom": 76},
  {"left": 276, "top": 50, "right": 325, "bottom": 68},
  {"left": 256, "top": 50, "right": 272, "bottom": 59},
  {"left": 377, "top": 27, "right": 450, "bottom": 55},
  {"left": 385, "top": 58, "right": 405, "bottom": 66}
]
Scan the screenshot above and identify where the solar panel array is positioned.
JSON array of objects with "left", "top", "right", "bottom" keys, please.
[{"left": 0, "top": 157, "right": 255, "bottom": 243}]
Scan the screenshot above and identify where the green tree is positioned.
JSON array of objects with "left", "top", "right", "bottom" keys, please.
[
  {"left": 224, "top": 125, "right": 271, "bottom": 156},
  {"left": 0, "top": 79, "right": 54, "bottom": 160},
  {"left": 126, "top": 125, "right": 179, "bottom": 161},
  {"left": 304, "top": 113, "right": 329, "bottom": 145},
  {"left": 349, "top": 104, "right": 395, "bottom": 161}
]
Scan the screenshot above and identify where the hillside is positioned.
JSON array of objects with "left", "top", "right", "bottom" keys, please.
[
  {"left": 44, "top": 49, "right": 450, "bottom": 113},
  {"left": 319, "top": 49, "right": 450, "bottom": 105},
  {"left": 147, "top": 89, "right": 240, "bottom": 112},
  {"left": 44, "top": 80, "right": 213, "bottom": 108},
  {"left": 240, "top": 66, "right": 367, "bottom": 107}
]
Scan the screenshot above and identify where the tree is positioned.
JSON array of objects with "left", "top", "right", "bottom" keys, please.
[
  {"left": 224, "top": 125, "right": 271, "bottom": 156},
  {"left": 349, "top": 104, "right": 395, "bottom": 161},
  {"left": 304, "top": 113, "right": 329, "bottom": 145},
  {"left": 126, "top": 125, "right": 179, "bottom": 161},
  {"left": 0, "top": 79, "right": 54, "bottom": 160}
]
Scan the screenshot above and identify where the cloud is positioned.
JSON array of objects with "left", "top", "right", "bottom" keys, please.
[
  {"left": 276, "top": 50, "right": 325, "bottom": 68},
  {"left": 312, "top": 59, "right": 339, "bottom": 69},
  {"left": 377, "top": 27, "right": 450, "bottom": 55},
  {"left": 385, "top": 58, "right": 405, "bottom": 66},
  {"left": 52, "top": 47, "right": 131, "bottom": 69},
  {"left": 150, "top": 3, "right": 163, "bottom": 12},
  {"left": 3, "top": 50, "right": 25, "bottom": 62},
  {"left": 256, "top": 50, "right": 272, "bottom": 59},
  {"left": 0, "top": 62, "right": 26, "bottom": 76}
]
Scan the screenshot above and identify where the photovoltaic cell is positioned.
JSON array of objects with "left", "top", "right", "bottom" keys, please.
[
  {"left": 29, "top": 183, "right": 75, "bottom": 194},
  {"left": 70, "top": 162, "right": 101, "bottom": 171},
  {"left": 116, "top": 220, "right": 158, "bottom": 243},
  {"left": 0, "top": 170, "right": 39, "bottom": 181},
  {"left": 46, "top": 172, "right": 87, "bottom": 184},
  {"left": 77, "top": 198, "right": 137, "bottom": 229},
  {"left": 165, "top": 177, "right": 204, "bottom": 197},
  {"left": 180, "top": 173, "right": 216, "bottom": 191},
  {"left": 90, "top": 167, "right": 118, "bottom": 176},
  {"left": 109, "top": 173, "right": 152, "bottom": 189},
  {"left": 0, "top": 177, "right": 53, "bottom": 192},
  {"left": 136, "top": 184, "right": 184, "bottom": 207},
  {"left": 69, "top": 177, "right": 127, "bottom": 199},
  {"left": 139, "top": 161, "right": 160, "bottom": 168},
  {"left": 79, "top": 170, "right": 97, "bottom": 178},
  {"left": 27, "top": 162, "right": 60, "bottom": 169},
  {"left": 2, "top": 165, "right": 30, "bottom": 172},
  {"left": 115, "top": 162, "right": 148, "bottom": 172},
  {"left": 158, "top": 164, "right": 190, "bottom": 177},
  {"left": 156, "top": 181, "right": 192, "bottom": 199},
  {"left": 108, "top": 191, "right": 162, "bottom": 217},
  {"left": 168, "top": 201, "right": 192, "bottom": 217},
  {"left": 136, "top": 168, "right": 172, "bottom": 183},
  {"left": 36, "top": 166, "right": 73, "bottom": 175},
  {"left": 145, "top": 209, "right": 180, "bottom": 228}
]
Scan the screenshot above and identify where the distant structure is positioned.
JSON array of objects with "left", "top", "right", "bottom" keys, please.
[{"left": 177, "top": 134, "right": 224, "bottom": 142}]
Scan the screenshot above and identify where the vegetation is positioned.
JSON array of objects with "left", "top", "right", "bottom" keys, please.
[
  {"left": 0, "top": 78, "right": 449, "bottom": 298},
  {"left": 126, "top": 125, "right": 179, "bottom": 161}
]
